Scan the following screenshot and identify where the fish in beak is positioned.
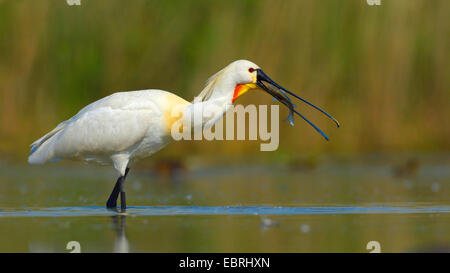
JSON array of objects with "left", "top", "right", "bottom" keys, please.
[{"left": 255, "top": 69, "right": 340, "bottom": 141}]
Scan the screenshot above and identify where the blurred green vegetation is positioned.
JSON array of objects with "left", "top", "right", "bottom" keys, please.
[{"left": 0, "top": 0, "right": 449, "bottom": 162}]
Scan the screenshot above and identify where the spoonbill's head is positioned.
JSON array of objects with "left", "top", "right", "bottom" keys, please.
[{"left": 228, "top": 59, "right": 340, "bottom": 141}]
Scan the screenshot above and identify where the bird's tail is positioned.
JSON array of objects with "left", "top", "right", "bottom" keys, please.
[{"left": 28, "top": 121, "right": 67, "bottom": 164}]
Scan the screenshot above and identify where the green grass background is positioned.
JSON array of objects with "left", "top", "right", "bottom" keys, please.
[{"left": 0, "top": 0, "right": 449, "bottom": 162}]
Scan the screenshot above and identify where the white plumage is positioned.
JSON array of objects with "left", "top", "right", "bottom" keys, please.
[
  {"left": 28, "top": 60, "right": 260, "bottom": 175},
  {"left": 28, "top": 59, "right": 338, "bottom": 211},
  {"left": 29, "top": 90, "right": 188, "bottom": 176}
]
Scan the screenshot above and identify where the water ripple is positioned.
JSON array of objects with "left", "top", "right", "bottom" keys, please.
[{"left": 0, "top": 205, "right": 449, "bottom": 217}]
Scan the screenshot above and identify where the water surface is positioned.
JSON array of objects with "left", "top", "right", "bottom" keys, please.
[{"left": 0, "top": 155, "right": 448, "bottom": 252}]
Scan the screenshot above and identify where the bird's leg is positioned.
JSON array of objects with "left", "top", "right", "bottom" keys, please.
[
  {"left": 106, "top": 168, "right": 130, "bottom": 210},
  {"left": 106, "top": 177, "right": 122, "bottom": 209},
  {"left": 120, "top": 174, "right": 127, "bottom": 212}
]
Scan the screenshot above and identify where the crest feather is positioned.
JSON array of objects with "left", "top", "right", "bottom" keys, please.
[{"left": 193, "top": 67, "right": 227, "bottom": 102}]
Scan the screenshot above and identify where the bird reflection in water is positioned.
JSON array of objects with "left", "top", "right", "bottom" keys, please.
[{"left": 111, "top": 214, "right": 129, "bottom": 253}]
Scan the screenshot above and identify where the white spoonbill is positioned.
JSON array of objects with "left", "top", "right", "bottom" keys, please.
[{"left": 28, "top": 60, "right": 339, "bottom": 212}]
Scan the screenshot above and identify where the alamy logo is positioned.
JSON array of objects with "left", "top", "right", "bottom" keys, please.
[
  {"left": 170, "top": 103, "right": 280, "bottom": 152},
  {"left": 366, "top": 0, "right": 381, "bottom": 6},
  {"left": 66, "top": 0, "right": 81, "bottom": 6}
]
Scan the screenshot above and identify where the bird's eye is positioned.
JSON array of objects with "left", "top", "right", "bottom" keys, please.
[{"left": 248, "top": 68, "right": 255, "bottom": 73}]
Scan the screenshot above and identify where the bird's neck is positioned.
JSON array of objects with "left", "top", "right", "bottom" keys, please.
[
  {"left": 207, "top": 76, "right": 236, "bottom": 102},
  {"left": 187, "top": 77, "right": 236, "bottom": 129}
]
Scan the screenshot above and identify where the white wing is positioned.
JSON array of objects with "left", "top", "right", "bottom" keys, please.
[{"left": 28, "top": 90, "right": 169, "bottom": 168}]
